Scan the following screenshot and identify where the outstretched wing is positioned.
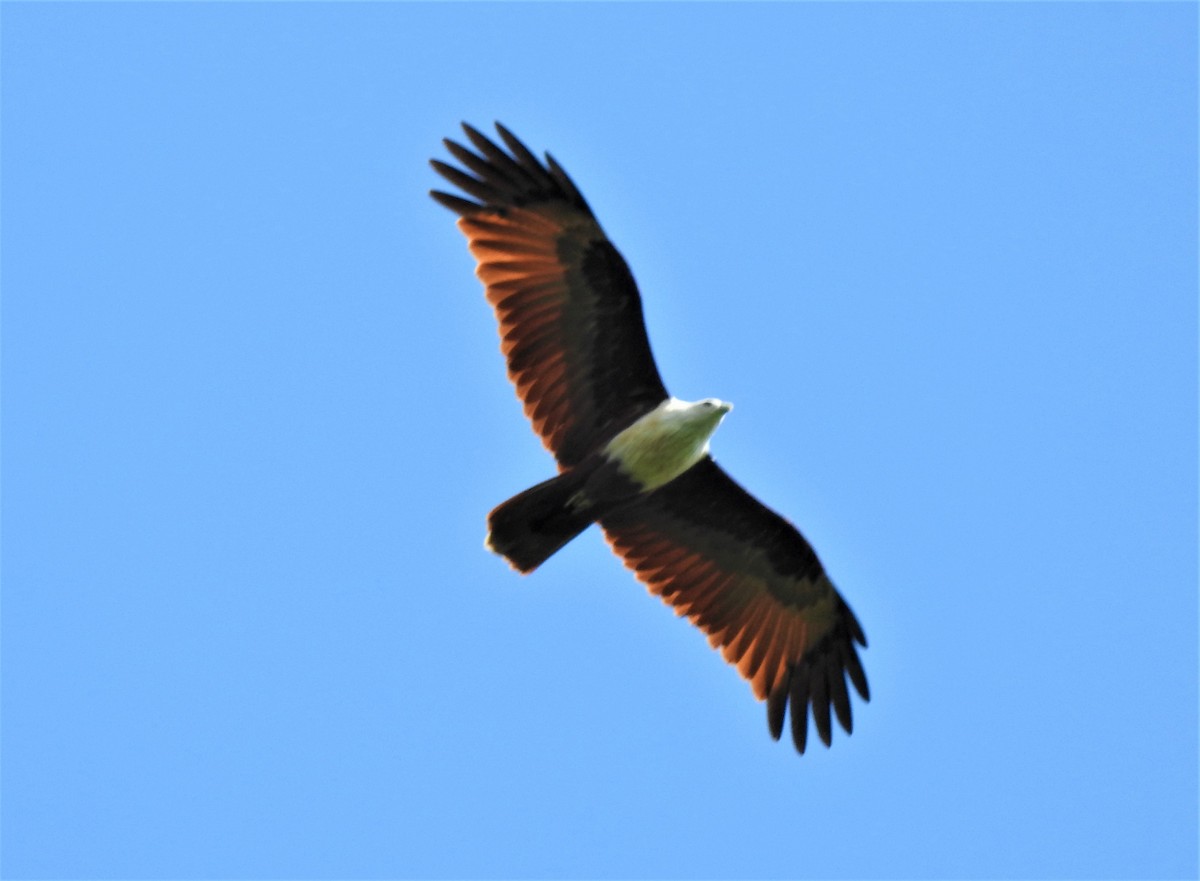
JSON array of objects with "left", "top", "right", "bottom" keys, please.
[
  {"left": 431, "top": 123, "right": 669, "bottom": 468},
  {"left": 600, "top": 457, "right": 869, "bottom": 754}
]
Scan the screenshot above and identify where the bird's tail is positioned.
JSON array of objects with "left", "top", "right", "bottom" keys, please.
[{"left": 486, "top": 468, "right": 598, "bottom": 573}]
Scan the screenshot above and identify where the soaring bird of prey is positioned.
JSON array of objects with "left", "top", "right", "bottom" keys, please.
[{"left": 430, "top": 123, "right": 868, "bottom": 755}]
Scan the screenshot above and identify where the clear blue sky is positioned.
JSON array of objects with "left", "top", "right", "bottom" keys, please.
[{"left": 3, "top": 4, "right": 1196, "bottom": 879}]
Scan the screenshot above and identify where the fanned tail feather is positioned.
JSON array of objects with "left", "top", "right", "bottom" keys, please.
[{"left": 486, "top": 469, "right": 596, "bottom": 573}]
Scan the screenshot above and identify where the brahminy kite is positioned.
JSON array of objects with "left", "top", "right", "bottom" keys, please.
[{"left": 431, "top": 123, "right": 868, "bottom": 755}]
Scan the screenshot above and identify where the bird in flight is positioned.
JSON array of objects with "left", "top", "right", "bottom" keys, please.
[{"left": 430, "top": 123, "right": 868, "bottom": 755}]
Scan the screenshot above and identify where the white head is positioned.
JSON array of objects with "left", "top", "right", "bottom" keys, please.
[
  {"left": 666, "top": 397, "right": 732, "bottom": 448},
  {"left": 693, "top": 397, "right": 732, "bottom": 441},
  {"left": 696, "top": 397, "right": 733, "bottom": 416},
  {"left": 605, "top": 396, "right": 734, "bottom": 489}
]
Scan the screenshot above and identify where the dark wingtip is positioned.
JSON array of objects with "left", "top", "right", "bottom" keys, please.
[
  {"left": 845, "top": 602, "right": 868, "bottom": 647},
  {"left": 828, "top": 656, "right": 854, "bottom": 735},
  {"left": 766, "top": 687, "right": 787, "bottom": 741},
  {"left": 544, "top": 152, "right": 591, "bottom": 213},
  {"left": 789, "top": 665, "right": 810, "bottom": 754},
  {"left": 775, "top": 610, "right": 871, "bottom": 755},
  {"left": 432, "top": 121, "right": 589, "bottom": 217},
  {"left": 429, "top": 189, "right": 480, "bottom": 216},
  {"left": 844, "top": 643, "right": 870, "bottom": 702},
  {"left": 494, "top": 123, "right": 548, "bottom": 180},
  {"left": 810, "top": 663, "right": 832, "bottom": 747}
]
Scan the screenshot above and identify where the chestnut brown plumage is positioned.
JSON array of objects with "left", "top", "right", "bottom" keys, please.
[
  {"left": 431, "top": 123, "right": 869, "bottom": 755},
  {"left": 431, "top": 124, "right": 666, "bottom": 468}
]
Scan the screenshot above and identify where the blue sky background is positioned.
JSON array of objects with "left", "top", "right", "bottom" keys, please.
[{"left": 3, "top": 4, "right": 1196, "bottom": 879}]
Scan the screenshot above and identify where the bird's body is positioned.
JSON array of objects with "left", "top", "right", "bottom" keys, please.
[
  {"left": 483, "top": 396, "right": 731, "bottom": 574},
  {"left": 431, "top": 123, "right": 869, "bottom": 754}
]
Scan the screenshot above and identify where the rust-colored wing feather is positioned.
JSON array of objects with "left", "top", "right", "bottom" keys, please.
[
  {"left": 431, "top": 123, "right": 669, "bottom": 467},
  {"left": 600, "top": 457, "right": 869, "bottom": 754}
]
